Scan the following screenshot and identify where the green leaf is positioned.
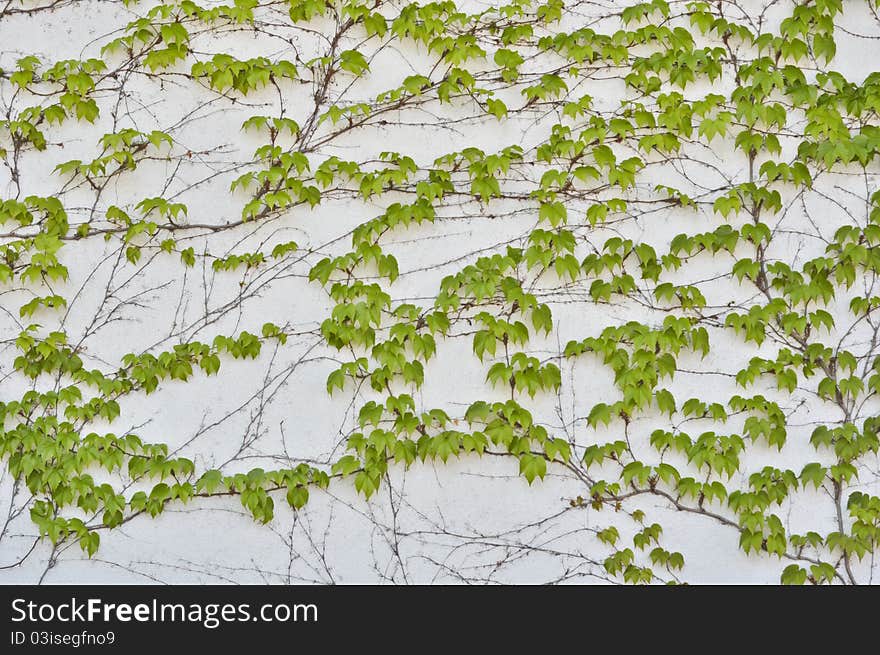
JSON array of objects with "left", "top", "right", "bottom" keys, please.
[
  {"left": 519, "top": 453, "right": 547, "bottom": 484},
  {"left": 781, "top": 564, "right": 807, "bottom": 585},
  {"left": 286, "top": 485, "right": 309, "bottom": 509}
]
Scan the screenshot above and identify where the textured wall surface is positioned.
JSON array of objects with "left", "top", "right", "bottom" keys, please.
[{"left": 2, "top": 0, "right": 880, "bottom": 584}]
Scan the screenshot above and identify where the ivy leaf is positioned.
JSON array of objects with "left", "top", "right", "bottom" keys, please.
[
  {"left": 655, "top": 389, "right": 676, "bottom": 416},
  {"left": 800, "top": 463, "right": 826, "bottom": 489},
  {"left": 286, "top": 485, "right": 309, "bottom": 509},
  {"left": 781, "top": 564, "right": 808, "bottom": 585},
  {"left": 519, "top": 453, "right": 546, "bottom": 485}
]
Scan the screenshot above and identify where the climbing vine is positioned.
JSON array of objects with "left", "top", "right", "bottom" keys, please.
[{"left": 2, "top": 0, "right": 880, "bottom": 584}]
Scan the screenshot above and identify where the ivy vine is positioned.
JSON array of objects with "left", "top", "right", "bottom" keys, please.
[{"left": 2, "top": 0, "right": 880, "bottom": 584}]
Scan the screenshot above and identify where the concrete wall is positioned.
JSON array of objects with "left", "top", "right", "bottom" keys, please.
[{"left": 1, "top": 0, "right": 879, "bottom": 584}]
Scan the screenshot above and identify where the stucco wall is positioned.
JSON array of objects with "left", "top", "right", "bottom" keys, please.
[{"left": 1, "top": 0, "right": 880, "bottom": 584}]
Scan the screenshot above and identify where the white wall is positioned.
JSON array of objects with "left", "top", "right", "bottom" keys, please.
[{"left": 1, "top": 0, "right": 880, "bottom": 584}]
